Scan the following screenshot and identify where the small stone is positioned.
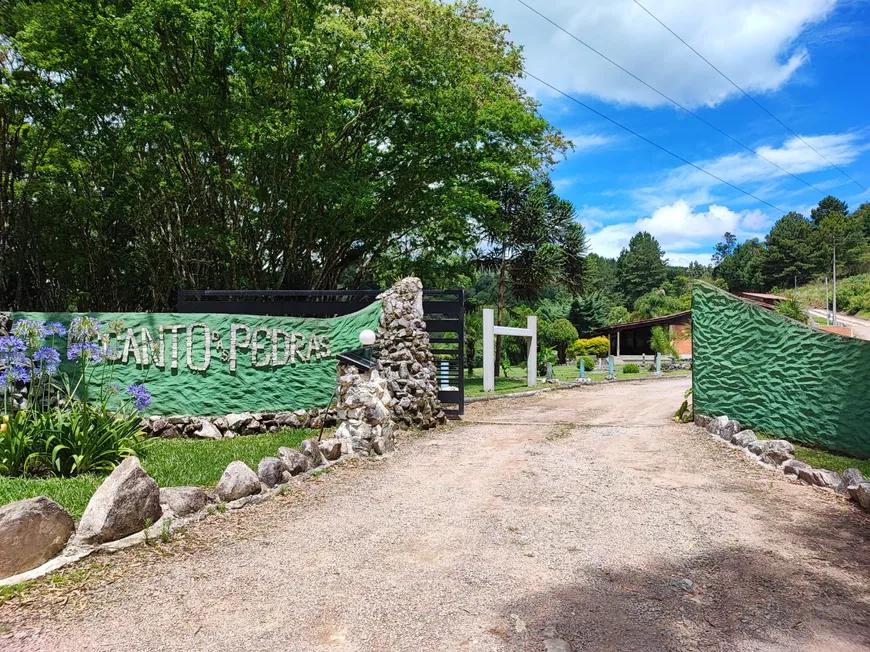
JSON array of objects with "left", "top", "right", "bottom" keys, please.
[
  {"left": 194, "top": 419, "right": 222, "bottom": 440},
  {"left": 214, "top": 461, "right": 261, "bottom": 502},
  {"left": 749, "top": 439, "right": 795, "bottom": 466},
  {"left": 150, "top": 418, "right": 170, "bottom": 435},
  {"left": 159, "top": 486, "right": 208, "bottom": 517},
  {"left": 798, "top": 467, "right": 842, "bottom": 490},
  {"left": 258, "top": 457, "right": 288, "bottom": 488},
  {"left": 854, "top": 483, "right": 870, "bottom": 510},
  {"left": 0, "top": 497, "right": 74, "bottom": 579},
  {"left": 730, "top": 430, "right": 757, "bottom": 448},
  {"left": 300, "top": 439, "right": 323, "bottom": 467},
  {"left": 782, "top": 459, "right": 812, "bottom": 477},
  {"left": 278, "top": 447, "right": 311, "bottom": 475},
  {"left": 544, "top": 640, "right": 571, "bottom": 652},
  {"left": 225, "top": 412, "right": 254, "bottom": 432},
  {"left": 318, "top": 438, "right": 342, "bottom": 461},
  {"left": 841, "top": 468, "right": 867, "bottom": 495},
  {"left": 77, "top": 457, "right": 162, "bottom": 544},
  {"left": 693, "top": 414, "right": 712, "bottom": 429}
]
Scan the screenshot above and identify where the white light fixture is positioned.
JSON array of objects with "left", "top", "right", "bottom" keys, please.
[{"left": 359, "top": 329, "right": 376, "bottom": 347}]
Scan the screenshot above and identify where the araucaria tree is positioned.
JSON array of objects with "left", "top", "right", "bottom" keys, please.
[
  {"left": 1, "top": 0, "right": 565, "bottom": 310},
  {"left": 475, "top": 177, "right": 587, "bottom": 376}
]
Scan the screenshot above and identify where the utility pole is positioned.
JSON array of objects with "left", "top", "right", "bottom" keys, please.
[
  {"left": 832, "top": 243, "right": 838, "bottom": 327},
  {"left": 825, "top": 277, "right": 830, "bottom": 324}
]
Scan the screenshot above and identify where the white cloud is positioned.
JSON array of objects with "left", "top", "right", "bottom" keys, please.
[
  {"left": 565, "top": 133, "right": 617, "bottom": 153},
  {"left": 587, "top": 200, "right": 772, "bottom": 258},
  {"left": 483, "top": 0, "right": 838, "bottom": 108}
]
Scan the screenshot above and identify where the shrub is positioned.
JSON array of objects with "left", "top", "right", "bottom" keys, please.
[
  {"left": 537, "top": 346, "right": 556, "bottom": 376},
  {"left": 576, "top": 356, "right": 596, "bottom": 373},
  {"left": 622, "top": 363, "right": 640, "bottom": 374},
  {"left": 567, "top": 336, "right": 610, "bottom": 359}
]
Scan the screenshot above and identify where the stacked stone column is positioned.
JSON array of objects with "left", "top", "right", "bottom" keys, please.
[{"left": 375, "top": 277, "right": 445, "bottom": 429}]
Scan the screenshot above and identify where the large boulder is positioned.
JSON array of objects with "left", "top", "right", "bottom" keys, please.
[
  {"left": 78, "top": 457, "right": 162, "bottom": 544},
  {"left": 278, "top": 447, "right": 310, "bottom": 476},
  {"left": 160, "top": 486, "right": 208, "bottom": 517},
  {"left": 0, "top": 497, "right": 74, "bottom": 579},
  {"left": 300, "top": 439, "right": 323, "bottom": 467},
  {"left": 730, "top": 430, "right": 757, "bottom": 448},
  {"left": 258, "top": 457, "right": 290, "bottom": 488},
  {"left": 215, "top": 461, "right": 261, "bottom": 502},
  {"left": 318, "top": 438, "right": 342, "bottom": 461},
  {"left": 706, "top": 416, "right": 740, "bottom": 440}
]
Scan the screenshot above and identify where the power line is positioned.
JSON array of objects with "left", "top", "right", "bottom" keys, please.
[
  {"left": 631, "top": 0, "right": 869, "bottom": 194},
  {"left": 524, "top": 71, "right": 787, "bottom": 214},
  {"left": 514, "top": 0, "right": 828, "bottom": 197}
]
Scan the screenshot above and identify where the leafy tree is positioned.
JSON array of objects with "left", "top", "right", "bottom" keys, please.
[
  {"left": 568, "top": 292, "right": 609, "bottom": 334},
  {"left": 464, "top": 309, "right": 483, "bottom": 376},
  {"left": 607, "top": 305, "right": 630, "bottom": 324},
  {"left": 616, "top": 232, "right": 668, "bottom": 305},
  {"left": 762, "top": 212, "right": 822, "bottom": 289},
  {"left": 818, "top": 210, "right": 869, "bottom": 278},
  {"left": 854, "top": 203, "right": 870, "bottom": 242},
  {"left": 811, "top": 196, "right": 849, "bottom": 227},
  {"left": 712, "top": 232, "right": 737, "bottom": 266},
  {"left": 632, "top": 288, "right": 689, "bottom": 320},
  {"left": 584, "top": 253, "right": 621, "bottom": 303},
  {"left": 1, "top": 0, "right": 566, "bottom": 310},
  {"left": 542, "top": 318, "right": 578, "bottom": 364},
  {"left": 714, "top": 238, "right": 765, "bottom": 293}
]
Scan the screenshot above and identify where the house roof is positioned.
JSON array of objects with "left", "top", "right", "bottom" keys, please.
[
  {"left": 817, "top": 324, "right": 854, "bottom": 338},
  {"left": 741, "top": 292, "right": 788, "bottom": 302},
  {"left": 593, "top": 311, "right": 691, "bottom": 335}
]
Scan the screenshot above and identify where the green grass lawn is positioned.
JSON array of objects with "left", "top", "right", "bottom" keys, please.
[
  {"left": 0, "top": 429, "right": 314, "bottom": 519},
  {"left": 464, "top": 364, "right": 691, "bottom": 398}
]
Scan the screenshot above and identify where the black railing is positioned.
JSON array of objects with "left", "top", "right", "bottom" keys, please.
[{"left": 176, "top": 288, "right": 464, "bottom": 416}]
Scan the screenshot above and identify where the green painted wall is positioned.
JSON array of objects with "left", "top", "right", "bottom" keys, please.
[
  {"left": 693, "top": 282, "right": 870, "bottom": 458},
  {"left": 13, "top": 302, "right": 381, "bottom": 416}
]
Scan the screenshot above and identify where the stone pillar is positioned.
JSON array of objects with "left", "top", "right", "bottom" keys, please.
[
  {"left": 334, "top": 365, "right": 395, "bottom": 457},
  {"left": 375, "top": 277, "right": 445, "bottom": 429}
]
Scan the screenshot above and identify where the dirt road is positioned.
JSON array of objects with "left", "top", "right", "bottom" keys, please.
[{"left": 3, "top": 378, "right": 870, "bottom": 652}]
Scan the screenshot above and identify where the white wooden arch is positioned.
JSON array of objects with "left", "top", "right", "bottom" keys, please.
[{"left": 482, "top": 308, "right": 537, "bottom": 392}]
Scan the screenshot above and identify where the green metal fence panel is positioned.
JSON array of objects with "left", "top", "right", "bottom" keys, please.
[
  {"left": 11, "top": 302, "right": 382, "bottom": 417},
  {"left": 693, "top": 282, "right": 870, "bottom": 459}
]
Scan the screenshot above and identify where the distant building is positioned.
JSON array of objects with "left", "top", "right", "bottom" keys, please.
[
  {"left": 817, "top": 324, "right": 854, "bottom": 338},
  {"left": 593, "top": 311, "right": 691, "bottom": 361}
]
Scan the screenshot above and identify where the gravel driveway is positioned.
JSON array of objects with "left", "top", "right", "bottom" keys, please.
[{"left": 3, "top": 377, "right": 870, "bottom": 652}]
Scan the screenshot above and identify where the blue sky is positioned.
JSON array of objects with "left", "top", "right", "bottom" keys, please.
[{"left": 482, "top": 0, "right": 870, "bottom": 266}]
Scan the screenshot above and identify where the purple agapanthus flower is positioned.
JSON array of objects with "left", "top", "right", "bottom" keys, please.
[
  {"left": 33, "top": 346, "right": 61, "bottom": 376},
  {"left": 125, "top": 383, "right": 152, "bottom": 411},
  {"left": 0, "top": 336, "right": 27, "bottom": 367},
  {"left": 0, "top": 371, "right": 8, "bottom": 392},
  {"left": 67, "top": 342, "right": 104, "bottom": 363},
  {"left": 44, "top": 322, "right": 68, "bottom": 337},
  {"left": 11, "top": 319, "right": 46, "bottom": 349},
  {"left": 9, "top": 365, "right": 30, "bottom": 383},
  {"left": 68, "top": 316, "right": 103, "bottom": 343}
]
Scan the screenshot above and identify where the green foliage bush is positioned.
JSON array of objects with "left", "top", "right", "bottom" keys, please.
[
  {"left": 622, "top": 363, "right": 640, "bottom": 374},
  {"left": 567, "top": 336, "right": 610, "bottom": 359},
  {"left": 576, "top": 356, "right": 596, "bottom": 373}
]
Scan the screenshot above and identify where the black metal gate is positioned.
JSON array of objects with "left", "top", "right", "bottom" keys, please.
[{"left": 176, "top": 288, "right": 465, "bottom": 416}]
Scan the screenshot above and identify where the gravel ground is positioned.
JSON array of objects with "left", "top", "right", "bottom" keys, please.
[{"left": 2, "top": 377, "right": 870, "bottom": 652}]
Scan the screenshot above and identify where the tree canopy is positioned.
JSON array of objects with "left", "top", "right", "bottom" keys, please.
[
  {"left": 1, "top": 0, "right": 565, "bottom": 310},
  {"left": 615, "top": 231, "right": 668, "bottom": 304}
]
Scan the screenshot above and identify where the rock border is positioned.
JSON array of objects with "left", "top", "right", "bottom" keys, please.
[
  {"left": 693, "top": 413, "right": 870, "bottom": 512},
  {"left": 0, "top": 434, "right": 390, "bottom": 587}
]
